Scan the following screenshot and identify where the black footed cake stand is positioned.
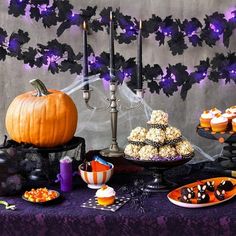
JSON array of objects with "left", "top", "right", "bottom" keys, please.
[
  {"left": 197, "top": 126, "right": 236, "bottom": 170},
  {"left": 124, "top": 156, "right": 193, "bottom": 193},
  {"left": 1, "top": 136, "right": 85, "bottom": 185}
]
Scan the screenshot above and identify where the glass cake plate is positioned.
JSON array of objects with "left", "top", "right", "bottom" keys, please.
[{"left": 124, "top": 154, "right": 193, "bottom": 193}]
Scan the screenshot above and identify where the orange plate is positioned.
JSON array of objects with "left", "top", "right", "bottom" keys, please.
[{"left": 167, "top": 177, "right": 236, "bottom": 208}]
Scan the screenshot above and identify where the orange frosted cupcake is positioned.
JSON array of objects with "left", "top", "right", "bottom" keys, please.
[
  {"left": 232, "top": 118, "right": 236, "bottom": 132},
  {"left": 210, "top": 107, "right": 222, "bottom": 116},
  {"left": 210, "top": 115, "right": 228, "bottom": 132},
  {"left": 95, "top": 185, "right": 116, "bottom": 206},
  {"left": 222, "top": 111, "right": 236, "bottom": 124},
  {"left": 226, "top": 106, "right": 236, "bottom": 115},
  {"left": 199, "top": 110, "right": 214, "bottom": 128}
]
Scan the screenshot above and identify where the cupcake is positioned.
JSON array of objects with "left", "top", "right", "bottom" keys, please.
[
  {"left": 210, "top": 107, "right": 222, "bottom": 116},
  {"left": 210, "top": 115, "right": 228, "bottom": 132},
  {"left": 226, "top": 106, "right": 236, "bottom": 114},
  {"left": 139, "top": 145, "right": 159, "bottom": 160},
  {"left": 145, "top": 128, "right": 166, "bottom": 147},
  {"left": 124, "top": 144, "right": 142, "bottom": 158},
  {"left": 128, "top": 127, "right": 147, "bottom": 145},
  {"left": 199, "top": 110, "right": 214, "bottom": 128},
  {"left": 222, "top": 111, "right": 236, "bottom": 123},
  {"left": 232, "top": 118, "right": 236, "bottom": 132},
  {"left": 159, "top": 145, "right": 178, "bottom": 160},
  {"left": 175, "top": 140, "right": 194, "bottom": 158},
  {"left": 165, "top": 126, "right": 182, "bottom": 144},
  {"left": 95, "top": 185, "right": 116, "bottom": 206},
  {"left": 147, "top": 110, "right": 168, "bottom": 129}
]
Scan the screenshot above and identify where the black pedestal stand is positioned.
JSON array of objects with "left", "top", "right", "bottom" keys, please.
[
  {"left": 124, "top": 156, "right": 193, "bottom": 193},
  {"left": 197, "top": 126, "right": 236, "bottom": 170},
  {"left": 1, "top": 137, "right": 85, "bottom": 186}
]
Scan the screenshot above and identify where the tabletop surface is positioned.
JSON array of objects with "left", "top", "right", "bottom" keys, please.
[{"left": 0, "top": 165, "right": 236, "bottom": 236}]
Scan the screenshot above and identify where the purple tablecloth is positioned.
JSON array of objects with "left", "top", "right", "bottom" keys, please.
[{"left": 0, "top": 168, "right": 236, "bottom": 236}]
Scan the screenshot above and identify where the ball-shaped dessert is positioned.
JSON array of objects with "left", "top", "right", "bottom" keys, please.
[
  {"left": 124, "top": 144, "right": 142, "bottom": 158},
  {"left": 175, "top": 140, "right": 194, "bottom": 158},
  {"left": 165, "top": 126, "right": 182, "bottom": 144},
  {"left": 145, "top": 128, "right": 166, "bottom": 146},
  {"left": 138, "top": 145, "right": 158, "bottom": 160},
  {"left": 128, "top": 127, "right": 147, "bottom": 143}
]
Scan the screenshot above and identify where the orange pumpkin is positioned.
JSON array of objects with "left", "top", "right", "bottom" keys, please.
[{"left": 5, "top": 79, "right": 78, "bottom": 148}]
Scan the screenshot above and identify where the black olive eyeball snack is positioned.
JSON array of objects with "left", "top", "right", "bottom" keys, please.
[
  {"left": 218, "top": 180, "right": 234, "bottom": 191},
  {"left": 181, "top": 187, "right": 195, "bottom": 198},
  {"left": 197, "top": 192, "right": 210, "bottom": 204},
  {"left": 214, "top": 188, "right": 226, "bottom": 201},
  {"left": 197, "top": 184, "right": 207, "bottom": 193},
  {"left": 206, "top": 181, "right": 215, "bottom": 192}
]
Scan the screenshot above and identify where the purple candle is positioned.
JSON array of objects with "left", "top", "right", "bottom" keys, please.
[{"left": 59, "top": 156, "right": 73, "bottom": 192}]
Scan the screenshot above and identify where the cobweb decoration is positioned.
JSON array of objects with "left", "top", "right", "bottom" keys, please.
[{"left": 61, "top": 76, "right": 216, "bottom": 164}]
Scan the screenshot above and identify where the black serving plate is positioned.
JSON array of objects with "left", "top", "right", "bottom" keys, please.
[
  {"left": 124, "top": 155, "right": 192, "bottom": 169},
  {"left": 22, "top": 190, "right": 61, "bottom": 205},
  {"left": 196, "top": 125, "right": 236, "bottom": 143},
  {"left": 124, "top": 155, "right": 193, "bottom": 193}
]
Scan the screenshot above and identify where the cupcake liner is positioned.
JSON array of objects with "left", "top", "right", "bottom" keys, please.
[
  {"left": 181, "top": 152, "right": 195, "bottom": 159},
  {"left": 150, "top": 155, "right": 183, "bottom": 161},
  {"left": 127, "top": 140, "right": 146, "bottom": 146},
  {"left": 145, "top": 139, "right": 164, "bottom": 148},
  {"left": 165, "top": 136, "right": 182, "bottom": 145},
  {"left": 147, "top": 122, "right": 168, "bottom": 130}
]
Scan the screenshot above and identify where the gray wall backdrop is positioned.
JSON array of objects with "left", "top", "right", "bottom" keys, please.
[{"left": 0, "top": 0, "right": 236, "bottom": 158}]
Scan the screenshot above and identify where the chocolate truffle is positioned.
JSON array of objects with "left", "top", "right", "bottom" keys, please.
[{"left": 180, "top": 194, "right": 192, "bottom": 203}]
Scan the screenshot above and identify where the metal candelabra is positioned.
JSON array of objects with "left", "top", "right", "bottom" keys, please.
[{"left": 82, "top": 76, "right": 144, "bottom": 158}]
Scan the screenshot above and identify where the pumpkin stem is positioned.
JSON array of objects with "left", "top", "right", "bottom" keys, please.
[{"left": 30, "top": 79, "right": 51, "bottom": 96}]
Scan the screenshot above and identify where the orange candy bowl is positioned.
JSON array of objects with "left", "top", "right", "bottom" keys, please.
[{"left": 79, "top": 162, "right": 114, "bottom": 189}]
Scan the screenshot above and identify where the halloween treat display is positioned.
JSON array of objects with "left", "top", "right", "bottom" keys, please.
[
  {"left": 95, "top": 185, "right": 116, "bottom": 206},
  {"left": 125, "top": 110, "right": 194, "bottom": 161},
  {"left": 198, "top": 106, "right": 236, "bottom": 133},
  {"left": 5, "top": 79, "right": 78, "bottom": 148},
  {"left": 23, "top": 188, "right": 59, "bottom": 203},
  {"left": 168, "top": 177, "right": 236, "bottom": 208}
]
